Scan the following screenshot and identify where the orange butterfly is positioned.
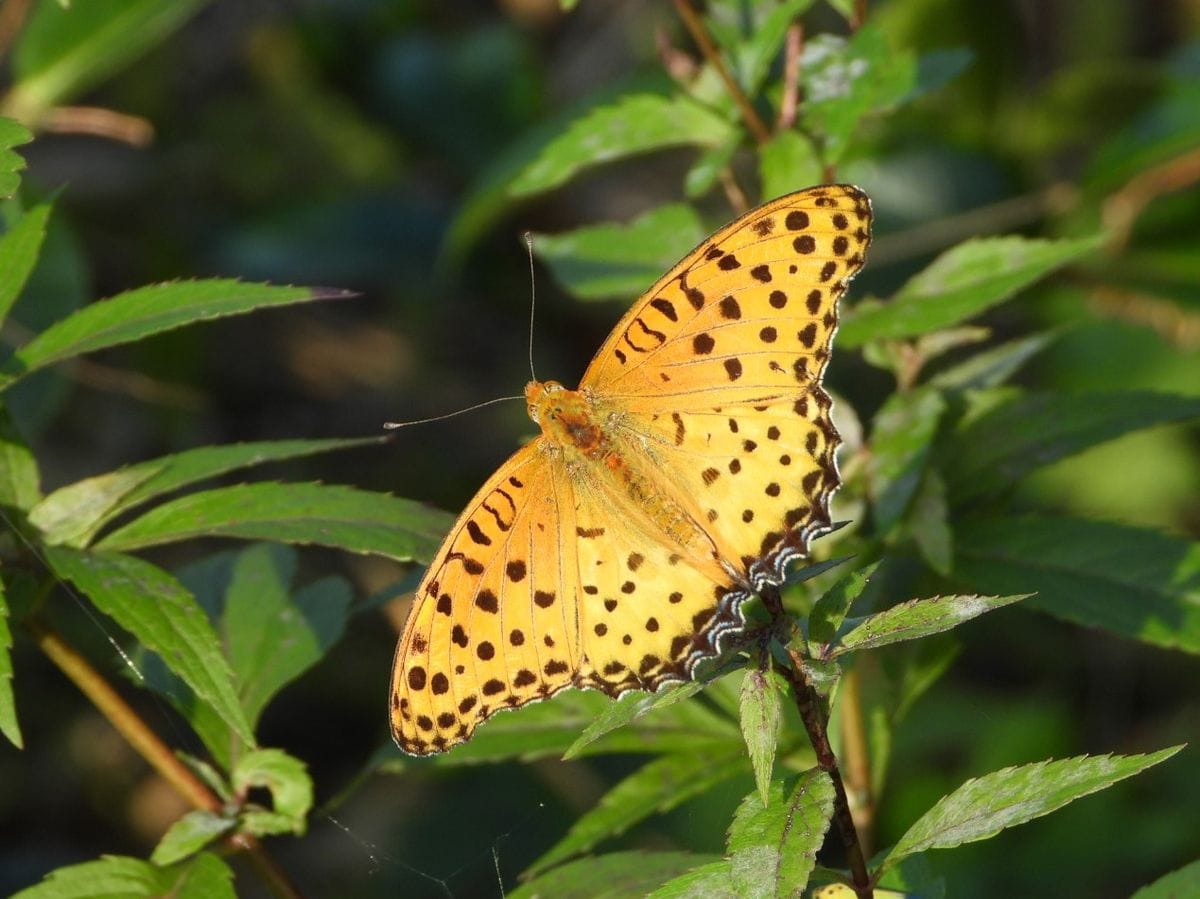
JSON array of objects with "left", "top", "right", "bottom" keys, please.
[{"left": 391, "top": 185, "right": 871, "bottom": 754}]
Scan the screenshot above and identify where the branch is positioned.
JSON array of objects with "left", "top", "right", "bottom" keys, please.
[
  {"left": 760, "top": 585, "right": 873, "bottom": 898},
  {"left": 672, "top": 0, "right": 772, "bottom": 145}
]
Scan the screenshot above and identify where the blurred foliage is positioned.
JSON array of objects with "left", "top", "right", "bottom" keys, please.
[{"left": 0, "top": 1, "right": 1198, "bottom": 897}]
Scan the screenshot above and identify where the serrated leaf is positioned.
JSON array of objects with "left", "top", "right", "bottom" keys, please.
[
  {"left": 96, "top": 481, "right": 452, "bottom": 563},
  {"left": 808, "top": 562, "right": 878, "bottom": 647},
  {"left": 10, "top": 852, "right": 235, "bottom": 899},
  {"left": 0, "top": 404, "right": 40, "bottom": 509},
  {"left": 29, "top": 436, "right": 386, "bottom": 547},
  {"left": 646, "top": 861, "right": 736, "bottom": 899},
  {"left": 839, "top": 235, "right": 1100, "bottom": 348},
  {"left": 832, "top": 594, "right": 1028, "bottom": 657},
  {"left": 43, "top": 546, "right": 253, "bottom": 743},
  {"left": 727, "top": 770, "right": 835, "bottom": 898},
  {"left": 510, "top": 852, "right": 725, "bottom": 899},
  {"left": 954, "top": 515, "right": 1200, "bottom": 653},
  {"left": 30, "top": 466, "right": 161, "bottom": 547},
  {"left": 232, "top": 748, "right": 312, "bottom": 837},
  {"left": 740, "top": 669, "right": 782, "bottom": 805},
  {"left": 150, "top": 810, "right": 235, "bottom": 866},
  {"left": 510, "top": 93, "right": 736, "bottom": 197},
  {"left": 6, "top": 0, "right": 208, "bottom": 121},
  {"left": 527, "top": 747, "right": 745, "bottom": 876},
  {"left": 1131, "top": 858, "right": 1200, "bottom": 899},
  {"left": 0, "top": 118, "right": 33, "bottom": 199},
  {"left": 0, "top": 577, "right": 21, "bottom": 747},
  {"left": 943, "top": 391, "right": 1200, "bottom": 506},
  {"left": 759, "top": 131, "right": 823, "bottom": 203},
  {"left": 878, "top": 747, "right": 1183, "bottom": 876},
  {"left": 533, "top": 204, "right": 705, "bottom": 301},
  {"left": 0, "top": 280, "right": 352, "bottom": 389},
  {"left": 0, "top": 202, "right": 53, "bottom": 326},
  {"left": 868, "top": 387, "right": 946, "bottom": 533}
]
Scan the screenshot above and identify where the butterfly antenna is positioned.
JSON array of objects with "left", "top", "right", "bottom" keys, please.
[
  {"left": 383, "top": 394, "right": 523, "bottom": 430},
  {"left": 524, "top": 231, "right": 538, "bottom": 382}
]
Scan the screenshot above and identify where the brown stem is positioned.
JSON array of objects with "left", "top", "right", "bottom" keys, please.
[
  {"left": 0, "top": 0, "right": 32, "bottom": 60},
  {"left": 776, "top": 23, "right": 803, "bottom": 132},
  {"left": 719, "top": 168, "right": 750, "bottom": 215},
  {"left": 39, "top": 105, "right": 155, "bottom": 147},
  {"left": 28, "top": 617, "right": 305, "bottom": 899},
  {"left": 1102, "top": 146, "right": 1200, "bottom": 251},
  {"left": 851, "top": 0, "right": 868, "bottom": 30},
  {"left": 760, "top": 586, "right": 873, "bottom": 897},
  {"left": 672, "top": 0, "right": 772, "bottom": 145}
]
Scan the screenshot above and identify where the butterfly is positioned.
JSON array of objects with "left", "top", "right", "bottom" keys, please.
[{"left": 391, "top": 184, "right": 871, "bottom": 755}]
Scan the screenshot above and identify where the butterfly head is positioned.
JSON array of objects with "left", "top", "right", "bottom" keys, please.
[{"left": 525, "top": 380, "right": 602, "bottom": 452}]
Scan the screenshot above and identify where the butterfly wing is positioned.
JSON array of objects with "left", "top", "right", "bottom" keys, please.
[
  {"left": 390, "top": 440, "right": 584, "bottom": 755},
  {"left": 582, "top": 184, "right": 870, "bottom": 581},
  {"left": 581, "top": 184, "right": 869, "bottom": 411}
]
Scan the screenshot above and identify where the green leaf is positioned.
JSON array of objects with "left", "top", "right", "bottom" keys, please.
[
  {"left": 527, "top": 747, "right": 745, "bottom": 876},
  {"left": 727, "top": 770, "right": 835, "bottom": 898},
  {"left": 43, "top": 546, "right": 253, "bottom": 743},
  {"left": 510, "top": 852, "right": 724, "bottom": 899},
  {"left": 646, "top": 861, "right": 736, "bottom": 898},
  {"left": 6, "top": 0, "right": 209, "bottom": 121},
  {"left": 510, "top": 93, "right": 737, "bottom": 197},
  {"left": 839, "top": 235, "right": 1101, "bottom": 348},
  {"left": 954, "top": 515, "right": 1200, "bottom": 654},
  {"left": 683, "top": 137, "right": 740, "bottom": 199},
  {"left": 533, "top": 203, "right": 705, "bottom": 301},
  {"left": 150, "top": 810, "right": 236, "bottom": 866},
  {"left": 943, "top": 391, "right": 1200, "bottom": 505},
  {"left": 232, "top": 748, "right": 312, "bottom": 837},
  {"left": 0, "top": 576, "right": 20, "bottom": 747},
  {"left": 1131, "top": 858, "right": 1200, "bottom": 899},
  {"left": 868, "top": 387, "right": 947, "bottom": 533},
  {"left": 736, "top": 0, "right": 814, "bottom": 98},
  {"left": 96, "top": 481, "right": 452, "bottom": 563},
  {"left": 878, "top": 747, "right": 1184, "bottom": 876},
  {"left": 222, "top": 544, "right": 350, "bottom": 727},
  {"left": 10, "top": 852, "right": 235, "bottom": 899},
  {"left": 905, "top": 469, "right": 952, "bottom": 575},
  {"left": 564, "top": 678, "right": 732, "bottom": 757},
  {"left": 0, "top": 117, "right": 33, "bottom": 199},
  {"left": 833, "top": 594, "right": 1028, "bottom": 657},
  {"left": 0, "top": 202, "right": 53, "bottom": 327},
  {"left": 28, "top": 436, "right": 385, "bottom": 547},
  {"left": 800, "top": 26, "right": 916, "bottom": 163},
  {"left": 0, "top": 280, "right": 352, "bottom": 389},
  {"left": 808, "top": 563, "right": 878, "bottom": 647},
  {"left": 759, "top": 131, "right": 823, "bottom": 203},
  {"left": 739, "top": 668, "right": 782, "bottom": 805},
  {"left": 0, "top": 404, "right": 40, "bottom": 509},
  {"left": 927, "top": 331, "right": 1059, "bottom": 390}
]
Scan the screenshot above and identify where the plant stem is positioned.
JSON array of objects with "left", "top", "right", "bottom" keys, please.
[
  {"left": 672, "top": 0, "right": 772, "bottom": 145},
  {"left": 839, "top": 665, "right": 875, "bottom": 858},
  {"left": 760, "top": 585, "right": 873, "bottom": 898},
  {"left": 28, "top": 617, "right": 305, "bottom": 899}
]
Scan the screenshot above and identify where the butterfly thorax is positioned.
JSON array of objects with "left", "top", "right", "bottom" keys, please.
[{"left": 526, "top": 379, "right": 718, "bottom": 564}]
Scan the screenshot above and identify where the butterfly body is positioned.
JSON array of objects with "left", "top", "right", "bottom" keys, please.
[{"left": 392, "top": 185, "right": 872, "bottom": 755}]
